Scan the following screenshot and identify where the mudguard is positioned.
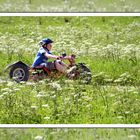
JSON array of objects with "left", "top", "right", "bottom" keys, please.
[{"left": 4, "top": 61, "right": 30, "bottom": 72}]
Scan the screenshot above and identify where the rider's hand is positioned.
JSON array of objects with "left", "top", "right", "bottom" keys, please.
[
  {"left": 65, "top": 56, "right": 72, "bottom": 60},
  {"left": 69, "top": 56, "right": 75, "bottom": 61},
  {"left": 57, "top": 56, "right": 63, "bottom": 60}
]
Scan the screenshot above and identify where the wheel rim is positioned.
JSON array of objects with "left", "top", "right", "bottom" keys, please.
[{"left": 12, "top": 68, "right": 25, "bottom": 81}]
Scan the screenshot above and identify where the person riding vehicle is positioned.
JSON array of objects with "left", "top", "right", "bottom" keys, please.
[
  {"left": 5, "top": 38, "right": 92, "bottom": 83},
  {"left": 32, "top": 38, "right": 73, "bottom": 73}
]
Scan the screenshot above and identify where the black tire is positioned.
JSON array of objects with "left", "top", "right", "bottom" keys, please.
[
  {"left": 9, "top": 63, "right": 29, "bottom": 82},
  {"left": 77, "top": 63, "right": 92, "bottom": 84},
  {"left": 67, "top": 63, "right": 92, "bottom": 84}
]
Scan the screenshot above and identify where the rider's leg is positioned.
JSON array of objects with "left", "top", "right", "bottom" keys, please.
[
  {"left": 40, "top": 61, "right": 67, "bottom": 74},
  {"left": 55, "top": 60, "right": 68, "bottom": 73},
  {"left": 40, "top": 62, "right": 55, "bottom": 70}
]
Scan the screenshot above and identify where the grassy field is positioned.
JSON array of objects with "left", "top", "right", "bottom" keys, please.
[
  {"left": 0, "top": 0, "right": 140, "bottom": 12},
  {"left": 0, "top": 128, "right": 139, "bottom": 140},
  {"left": 0, "top": 16, "right": 140, "bottom": 124}
]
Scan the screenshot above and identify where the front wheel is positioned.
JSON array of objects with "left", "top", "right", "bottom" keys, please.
[
  {"left": 67, "top": 63, "right": 92, "bottom": 84},
  {"left": 9, "top": 64, "right": 29, "bottom": 82}
]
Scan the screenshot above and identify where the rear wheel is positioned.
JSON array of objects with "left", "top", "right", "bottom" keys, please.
[{"left": 9, "top": 64, "right": 29, "bottom": 82}]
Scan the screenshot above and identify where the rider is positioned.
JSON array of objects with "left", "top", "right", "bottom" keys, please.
[{"left": 32, "top": 38, "right": 68, "bottom": 73}]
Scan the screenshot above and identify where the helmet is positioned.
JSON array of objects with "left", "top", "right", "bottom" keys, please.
[{"left": 39, "top": 38, "right": 53, "bottom": 46}]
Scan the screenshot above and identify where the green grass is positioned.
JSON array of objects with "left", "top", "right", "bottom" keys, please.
[
  {"left": 0, "top": 0, "right": 140, "bottom": 12},
  {"left": 0, "top": 128, "right": 140, "bottom": 140},
  {"left": 0, "top": 16, "right": 140, "bottom": 124}
]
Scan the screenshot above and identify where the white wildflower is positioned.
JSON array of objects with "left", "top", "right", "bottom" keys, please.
[
  {"left": 42, "top": 104, "right": 49, "bottom": 108},
  {"left": 128, "top": 135, "right": 137, "bottom": 139},
  {"left": 26, "top": 82, "right": 36, "bottom": 86},
  {"left": 34, "top": 136, "right": 44, "bottom": 140},
  {"left": 2, "top": 92, "right": 9, "bottom": 95},
  {"left": 117, "top": 116, "right": 124, "bottom": 119},
  {"left": 51, "top": 82, "right": 62, "bottom": 90},
  {"left": 7, "top": 81, "right": 14, "bottom": 86},
  {"left": 36, "top": 94, "right": 46, "bottom": 98},
  {"left": 44, "top": 117, "right": 50, "bottom": 120},
  {"left": 31, "top": 106, "right": 38, "bottom": 109},
  {"left": 0, "top": 95, "right": 4, "bottom": 99},
  {"left": 13, "top": 88, "right": 20, "bottom": 91}
]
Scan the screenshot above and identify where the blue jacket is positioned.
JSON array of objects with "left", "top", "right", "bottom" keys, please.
[{"left": 32, "top": 47, "right": 52, "bottom": 67}]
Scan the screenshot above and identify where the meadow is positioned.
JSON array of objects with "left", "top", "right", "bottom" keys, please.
[
  {"left": 0, "top": 128, "right": 139, "bottom": 140},
  {"left": 0, "top": 0, "right": 140, "bottom": 12},
  {"left": 0, "top": 16, "right": 140, "bottom": 124}
]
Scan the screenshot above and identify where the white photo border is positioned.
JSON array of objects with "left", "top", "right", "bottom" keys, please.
[
  {"left": 0, "top": 13, "right": 140, "bottom": 16},
  {"left": 0, "top": 124, "right": 140, "bottom": 128}
]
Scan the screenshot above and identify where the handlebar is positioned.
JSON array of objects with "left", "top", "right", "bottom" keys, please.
[
  {"left": 62, "top": 53, "right": 76, "bottom": 59},
  {"left": 62, "top": 53, "right": 67, "bottom": 57},
  {"left": 59, "top": 53, "right": 76, "bottom": 66}
]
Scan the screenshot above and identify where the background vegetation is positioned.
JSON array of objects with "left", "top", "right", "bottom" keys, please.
[
  {"left": 0, "top": 0, "right": 140, "bottom": 12},
  {"left": 0, "top": 128, "right": 140, "bottom": 140}
]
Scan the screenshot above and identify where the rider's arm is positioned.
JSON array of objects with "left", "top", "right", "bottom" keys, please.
[
  {"left": 44, "top": 52, "right": 59, "bottom": 59},
  {"left": 44, "top": 52, "right": 74, "bottom": 61}
]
